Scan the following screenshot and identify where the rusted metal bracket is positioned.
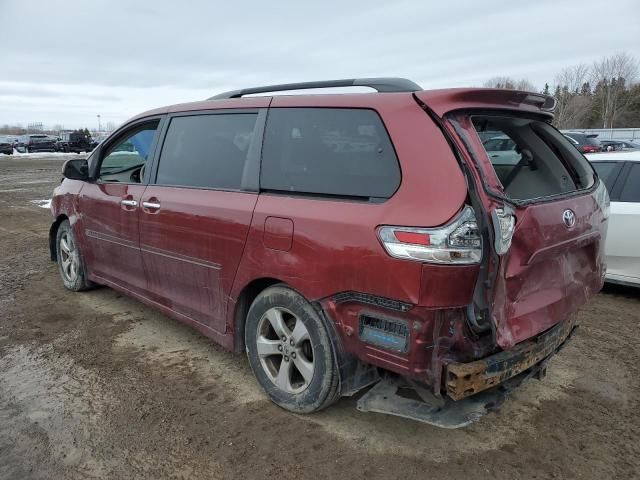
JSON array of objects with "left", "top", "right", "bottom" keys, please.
[{"left": 446, "top": 319, "right": 578, "bottom": 400}]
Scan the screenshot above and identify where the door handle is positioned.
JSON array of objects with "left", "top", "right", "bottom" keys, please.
[
  {"left": 142, "top": 201, "right": 161, "bottom": 210},
  {"left": 120, "top": 199, "right": 138, "bottom": 207}
]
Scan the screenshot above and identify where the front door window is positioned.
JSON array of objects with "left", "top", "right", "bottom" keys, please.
[{"left": 99, "top": 122, "right": 159, "bottom": 183}]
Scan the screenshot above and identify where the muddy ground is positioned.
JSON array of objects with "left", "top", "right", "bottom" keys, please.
[{"left": 0, "top": 154, "right": 638, "bottom": 480}]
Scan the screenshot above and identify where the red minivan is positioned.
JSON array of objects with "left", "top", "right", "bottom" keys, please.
[{"left": 50, "top": 78, "right": 607, "bottom": 427}]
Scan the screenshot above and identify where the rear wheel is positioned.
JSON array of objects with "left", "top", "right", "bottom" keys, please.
[
  {"left": 56, "top": 220, "right": 93, "bottom": 291},
  {"left": 245, "top": 285, "right": 339, "bottom": 413}
]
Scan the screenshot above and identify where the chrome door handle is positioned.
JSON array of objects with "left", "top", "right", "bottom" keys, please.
[
  {"left": 120, "top": 199, "right": 138, "bottom": 207},
  {"left": 142, "top": 201, "right": 161, "bottom": 209}
]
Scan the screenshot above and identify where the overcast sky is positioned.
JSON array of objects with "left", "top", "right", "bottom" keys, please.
[{"left": 1, "top": 0, "right": 639, "bottom": 129}]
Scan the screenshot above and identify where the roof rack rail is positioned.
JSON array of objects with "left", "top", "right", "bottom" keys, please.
[{"left": 208, "top": 77, "right": 422, "bottom": 100}]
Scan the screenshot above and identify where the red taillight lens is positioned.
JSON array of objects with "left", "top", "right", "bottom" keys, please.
[
  {"left": 378, "top": 206, "right": 482, "bottom": 265},
  {"left": 393, "top": 231, "right": 430, "bottom": 245}
]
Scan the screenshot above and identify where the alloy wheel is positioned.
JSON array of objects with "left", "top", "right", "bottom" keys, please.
[
  {"left": 59, "top": 231, "right": 79, "bottom": 283},
  {"left": 256, "top": 307, "right": 315, "bottom": 394}
]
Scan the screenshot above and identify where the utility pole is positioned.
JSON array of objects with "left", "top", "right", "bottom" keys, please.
[{"left": 97, "top": 114, "right": 101, "bottom": 133}]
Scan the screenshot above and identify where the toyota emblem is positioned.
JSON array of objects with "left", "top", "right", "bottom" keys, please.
[{"left": 562, "top": 209, "right": 576, "bottom": 228}]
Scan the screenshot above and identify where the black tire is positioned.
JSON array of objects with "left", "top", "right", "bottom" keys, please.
[
  {"left": 245, "top": 285, "right": 340, "bottom": 413},
  {"left": 56, "top": 220, "right": 94, "bottom": 291},
  {"left": 24, "top": 146, "right": 29, "bottom": 154}
]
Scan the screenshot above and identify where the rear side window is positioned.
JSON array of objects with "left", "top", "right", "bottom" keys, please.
[
  {"left": 591, "top": 162, "right": 623, "bottom": 193},
  {"left": 156, "top": 113, "right": 258, "bottom": 190},
  {"left": 620, "top": 163, "right": 640, "bottom": 202},
  {"left": 261, "top": 108, "right": 400, "bottom": 199}
]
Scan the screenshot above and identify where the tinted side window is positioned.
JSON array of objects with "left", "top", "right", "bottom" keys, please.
[
  {"left": 591, "top": 162, "right": 622, "bottom": 193},
  {"left": 261, "top": 108, "right": 400, "bottom": 199},
  {"left": 156, "top": 113, "right": 258, "bottom": 190},
  {"left": 620, "top": 163, "right": 640, "bottom": 202}
]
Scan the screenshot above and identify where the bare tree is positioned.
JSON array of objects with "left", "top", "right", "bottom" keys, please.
[
  {"left": 591, "top": 52, "right": 639, "bottom": 128},
  {"left": 483, "top": 76, "right": 536, "bottom": 92},
  {"left": 552, "top": 64, "right": 592, "bottom": 129},
  {"left": 555, "top": 64, "right": 589, "bottom": 93}
]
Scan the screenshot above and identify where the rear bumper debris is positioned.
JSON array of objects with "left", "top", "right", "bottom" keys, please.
[{"left": 445, "top": 317, "right": 578, "bottom": 401}]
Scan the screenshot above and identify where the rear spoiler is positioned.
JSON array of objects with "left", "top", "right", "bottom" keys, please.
[{"left": 415, "top": 88, "right": 556, "bottom": 119}]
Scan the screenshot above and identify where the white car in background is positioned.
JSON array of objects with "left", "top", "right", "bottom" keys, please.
[
  {"left": 482, "top": 135, "right": 521, "bottom": 165},
  {"left": 587, "top": 151, "right": 640, "bottom": 287}
]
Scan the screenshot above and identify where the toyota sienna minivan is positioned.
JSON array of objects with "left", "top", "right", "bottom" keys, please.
[{"left": 50, "top": 78, "right": 607, "bottom": 426}]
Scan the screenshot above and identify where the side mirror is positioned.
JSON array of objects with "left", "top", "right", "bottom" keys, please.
[{"left": 62, "top": 158, "right": 89, "bottom": 181}]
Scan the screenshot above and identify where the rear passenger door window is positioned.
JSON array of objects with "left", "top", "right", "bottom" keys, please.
[
  {"left": 619, "top": 163, "right": 640, "bottom": 202},
  {"left": 260, "top": 108, "right": 400, "bottom": 199},
  {"left": 155, "top": 113, "right": 259, "bottom": 190}
]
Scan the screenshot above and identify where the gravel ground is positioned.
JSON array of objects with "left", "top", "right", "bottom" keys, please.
[{"left": 1, "top": 154, "right": 639, "bottom": 480}]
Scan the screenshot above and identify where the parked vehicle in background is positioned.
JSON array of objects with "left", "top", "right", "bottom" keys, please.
[
  {"left": 619, "top": 140, "right": 640, "bottom": 150},
  {"left": 587, "top": 151, "right": 640, "bottom": 287},
  {"left": 564, "top": 132, "right": 602, "bottom": 153},
  {"left": 49, "top": 79, "right": 607, "bottom": 427},
  {"left": 482, "top": 135, "right": 521, "bottom": 163},
  {"left": 17, "top": 134, "right": 57, "bottom": 153},
  {"left": 58, "top": 130, "right": 95, "bottom": 153},
  {"left": 0, "top": 136, "right": 13, "bottom": 155},
  {"left": 600, "top": 140, "right": 626, "bottom": 152},
  {"left": 482, "top": 134, "right": 525, "bottom": 184}
]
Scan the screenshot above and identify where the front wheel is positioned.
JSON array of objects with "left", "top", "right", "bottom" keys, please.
[
  {"left": 245, "top": 285, "right": 340, "bottom": 413},
  {"left": 56, "top": 220, "right": 94, "bottom": 291}
]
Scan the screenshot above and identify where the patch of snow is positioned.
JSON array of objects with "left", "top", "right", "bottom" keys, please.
[
  {"left": 30, "top": 199, "right": 52, "bottom": 209},
  {"left": 1, "top": 150, "right": 88, "bottom": 158}
]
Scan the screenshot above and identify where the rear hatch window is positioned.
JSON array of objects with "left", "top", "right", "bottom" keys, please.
[{"left": 473, "top": 116, "right": 596, "bottom": 202}]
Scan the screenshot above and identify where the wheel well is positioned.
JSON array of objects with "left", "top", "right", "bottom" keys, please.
[
  {"left": 233, "top": 277, "right": 282, "bottom": 352},
  {"left": 49, "top": 215, "right": 68, "bottom": 261}
]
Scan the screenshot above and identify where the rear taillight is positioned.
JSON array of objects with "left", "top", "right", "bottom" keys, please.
[
  {"left": 377, "top": 206, "right": 482, "bottom": 264},
  {"left": 491, "top": 207, "right": 516, "bottom": 255}
]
